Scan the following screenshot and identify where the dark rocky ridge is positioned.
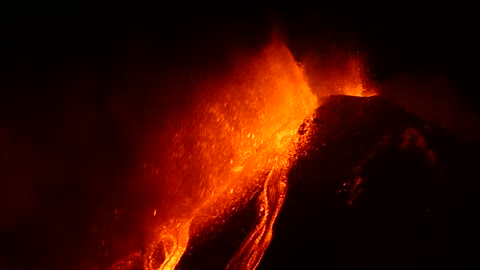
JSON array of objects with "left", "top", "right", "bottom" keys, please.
[{"left": 259, "top": 95, "right": 480, "bottom": 269}]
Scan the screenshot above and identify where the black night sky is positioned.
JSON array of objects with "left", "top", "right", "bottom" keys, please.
[{"left": 2, "top": 5, "right": 480, "bottom": 270}]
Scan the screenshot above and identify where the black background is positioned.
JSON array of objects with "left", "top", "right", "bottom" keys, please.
[{"left": 2, "top": 4, "right": 479, "bottom": 269}]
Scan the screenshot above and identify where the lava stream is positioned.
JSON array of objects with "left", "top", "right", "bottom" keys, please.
[{"left": 226, "top": 156, "right": 288, "bottom": 270}]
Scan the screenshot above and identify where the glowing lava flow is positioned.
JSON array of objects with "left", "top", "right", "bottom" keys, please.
[
  {"left": 140, "top": 40, "right": 318, "bottom": 270},
  {"left": 111, "top": 39, "right": 375, "bottom": 270}
]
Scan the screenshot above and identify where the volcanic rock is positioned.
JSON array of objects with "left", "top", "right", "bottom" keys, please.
[{"left": 258, "top": 95, "right": 480, "bottom": 269}]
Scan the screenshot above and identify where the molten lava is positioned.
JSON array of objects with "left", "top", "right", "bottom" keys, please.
[
  {"left": 150, "top": 40, "right": 317, "bottom": 270},
  {"left": 111, "top": 39, "right": 375, "bottom": 270}
]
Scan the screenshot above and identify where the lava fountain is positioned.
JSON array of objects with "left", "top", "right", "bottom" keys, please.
[{"left": 111, "top": 38, "right": 374, "bottom": 270}]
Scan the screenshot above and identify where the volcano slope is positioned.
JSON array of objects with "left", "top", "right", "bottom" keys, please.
[
  {"left": 111, "top": 95, "right": 479, "bottom": 270},
  {"left": 258, "top": 95, "right": 480, "bottom": 269}
]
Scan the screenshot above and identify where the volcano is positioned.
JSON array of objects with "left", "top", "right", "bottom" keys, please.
[
  {"left": 110, "top": 94, "right": 479, "bottom": 269},
  {"left": 4, "top": 10, "right": 480, "bottom": 270}
]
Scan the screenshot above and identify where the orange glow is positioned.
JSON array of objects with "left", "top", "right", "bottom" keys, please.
[
  {"left": 144, "top": 40, "right": 318, "bottom": 270},
  {"left": 302, "top": 50, "right": 377, "bottom": 98},
  {"left": 112, "top": 38, "right": 376, "bottom": 270},
  {"left": 337, "top": 57, "right": 376, "bottom": 97}
]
